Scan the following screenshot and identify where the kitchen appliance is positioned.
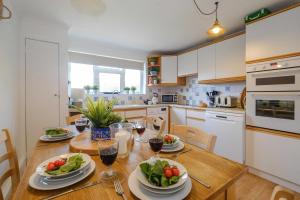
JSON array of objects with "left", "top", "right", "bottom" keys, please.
[
  {"left": 161, "top": 94, "right": 177, "bottom": 104},
  {"left": 206, "top": 111, "right": 245, "bottom": 164},
  {"left": 215, "top": 96, "right": 238, "bottom": 108},
  {"left": 246, "top": 56, "right": 300, "bottom": 133},
  {"left": 152, "top": 93, "right": 159, "bottom": 105},
  {"left": 206, "top": 91, "right": 219, "bottom": 107},
  {"left": 147, "top": 107, "right": 169, "bottom": 133}
]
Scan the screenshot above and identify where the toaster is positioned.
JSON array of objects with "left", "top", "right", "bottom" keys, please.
[{"left": 215, "top": 96, "right": 237, "bottom": 108}]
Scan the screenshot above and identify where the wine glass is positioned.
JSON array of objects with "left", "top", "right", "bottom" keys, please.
[
  {"left": 149, "top": 137, "right": 163, "bottom": 160},
  {"left": 135, "top": 121, "right": 146, "bottom": 142},
  {"left": 75, "top": 118, "right": 87, "bottom": 133},
  {"left": 98, "top": 138, "right": 119, "bottom": 183}
]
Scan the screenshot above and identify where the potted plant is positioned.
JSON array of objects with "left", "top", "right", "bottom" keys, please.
[
  {"left": 73, "top": 97, "right": 122, "bottom": 140},
  {"left": 130, "top": 86, "right": 136, "bottom": 94},
  {"left": 83, "top": 85, "right": 91, "bottom": 94},
  {"left": 92, "top": 85, "right": 99, "bottom": 91},
  {"left": 123, "top": 87, "right": 130, "bottom": 94}
]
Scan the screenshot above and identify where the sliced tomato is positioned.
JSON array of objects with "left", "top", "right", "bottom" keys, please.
[
  {"left": 164, "top": 169, "right": 173, "bottom": 178},
  {"left": 47, "top": 162, "right": 56, "bottom": 171},
  {"left": 172, "top": 168, "right": 180, "bottom": 176}
]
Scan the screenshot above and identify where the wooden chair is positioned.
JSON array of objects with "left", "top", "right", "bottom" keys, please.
[
  {"left": 144, "top": 116, "right": 166, "bottom": 136},
  {"left": 170, "top": 124, "right": 216, "bottom": 152},
  {"left": 66, "top": 114, "right": 83, "bottom": 125},
  {"left": 270, "top": 185, "right": 295, "bottom": 200},
  {"left": 0, "top": 129, "right": 20, "bottom": 200}
]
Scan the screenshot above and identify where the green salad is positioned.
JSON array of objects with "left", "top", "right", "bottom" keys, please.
[
  {"left": 140, "top": 160, "right": 183, "bottom": 187},
  {"left": 46, "top": 154, "right": 85, "bottom": 175},
  {"left": 45, "top": 128, "right": 69, "bottom": 136}
]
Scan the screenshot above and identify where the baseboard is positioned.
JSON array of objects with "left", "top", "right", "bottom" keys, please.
[{"left": 249, "top": 167, "right": 300, "bottom": 193}]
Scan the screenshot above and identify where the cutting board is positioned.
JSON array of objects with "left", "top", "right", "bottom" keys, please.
[{"left": 69, "top": 132, "right": 99, "bottom": 155}]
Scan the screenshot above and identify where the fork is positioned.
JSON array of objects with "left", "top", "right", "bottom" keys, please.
[{"left": 114, "top": 178, "right": 127, "bottom": 200}]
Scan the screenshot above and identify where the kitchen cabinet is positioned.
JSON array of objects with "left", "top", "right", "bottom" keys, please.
[
  {"left": 216, "top": 34, "right": 245, "bottom": 78},
  {"left": 186, "top": 109, "right": 207, "bottom": 132},
  {"left": 170, "top": 107, "right": 186, "bottom": 125},
  {"left": 178, "top": 50, "right": 198, "bottom": 77},
  {"left": 161, "top": 56, "right": 178, "bottom": 84},
  {"left": 246, "top": 128, "right": 300, "bottom": 185},
  {"left": 246, "top": 6, "right": 300, "bottom": 62},
  {"left": 197, "top": 45, "right": 215, "bottom": 81},
  {"left": 124, "top": 109, "right": 146, "bottom": 123},
  {"left": 197, "top": 33, "right": 246, "bottom": 83}
]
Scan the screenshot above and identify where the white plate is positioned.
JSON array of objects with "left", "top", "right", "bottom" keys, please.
[
  {"left": 136, "top": 158, "right": 188, "bottom": 190},
  {"left": 128, "top": 169, "right": 192, "bottom": 200},
  {"left": 36, "top": 153, "right": 91, "bottom": 178},
  {"left": 39, "top": 133, "right": 74, "bottom": 142},
  {"left": 162, "top": 135, "right": 180, "bottom": 148},
  {"left": 161, "top": 141, "right": 184, "bottom": 153},
  {"left": 29, "top": 160, "right": 95, "bottom": 190},
  {"left": 41, "top": 163, "right": 91, "bottom": 183}
]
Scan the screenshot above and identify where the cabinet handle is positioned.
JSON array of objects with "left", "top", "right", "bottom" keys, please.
[{"left": 216, "top": 115, "right": 227, "bottom": 119}]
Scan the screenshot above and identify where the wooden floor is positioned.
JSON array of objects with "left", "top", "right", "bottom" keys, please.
[{"left": 233, "top": 173, "right": 300, "bottom": 200}]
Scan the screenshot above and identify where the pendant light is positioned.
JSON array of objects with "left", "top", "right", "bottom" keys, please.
[{"left": 193, "top": 0, "right": 225, "bottom": 37}]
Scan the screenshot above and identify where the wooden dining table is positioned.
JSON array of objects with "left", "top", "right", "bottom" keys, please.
[{"left": 13, "top": 128, "right": 247, "bottom": 200}]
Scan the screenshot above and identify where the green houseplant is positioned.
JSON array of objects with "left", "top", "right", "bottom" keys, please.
[
  {"left": 123, "top": 87, "right": 130, "bottom": 94},
  {"left": 83, "top": 85, "right": 92, "bottom": 94},
  {"left": 73, "top": 97, "right": 122, "bottom": 140},
  {"left": 130, "top": 86, "right": 136, "bottom": 94}
]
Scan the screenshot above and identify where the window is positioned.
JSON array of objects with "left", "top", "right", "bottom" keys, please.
[
  {"left": 70, "top": 63, "right": 93, "bottom": 89},
  {"left": 69, "top": 63, "right": 145, "bottom": 93}
]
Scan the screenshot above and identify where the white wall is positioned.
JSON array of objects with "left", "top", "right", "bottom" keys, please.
[
  {"left": 69, "top": 35, "right": 149, "bottom": 62},
  {"left": 0, "top": 0, "right": 20, "bottom": 197},
  {"left": 18, "top": 16, "right": 69, "bottom": 162}
]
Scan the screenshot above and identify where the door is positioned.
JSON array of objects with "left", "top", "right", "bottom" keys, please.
[
  {"left": 170, "top": 107, "right": 186, "bottom": 125},
  {"left": 197, "top": 45, "right": 215, "bottom": 81},
  {"left": 216, "top": 34, "right": 245, "bottom": 78},
  {"left": 178, "top": 50, "right": 197, "bottom": 77},
  {"left": 161, "top": 56, "right": 177, "bottom": 84},
  {"left": 26, "top": 39, "right": 60, "bottom": 156}
]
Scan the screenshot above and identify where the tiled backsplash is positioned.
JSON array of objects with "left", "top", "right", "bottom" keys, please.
[{"left": 149, "top": 75, "right": 246, "bottom": 107}]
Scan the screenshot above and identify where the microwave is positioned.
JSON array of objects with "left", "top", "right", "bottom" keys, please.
[{"left": 161, "top": 94, "right": 177, "bottom": 104}]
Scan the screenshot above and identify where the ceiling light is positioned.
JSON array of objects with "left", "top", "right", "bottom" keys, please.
[{"left": 193, "top": 0, "right": 225, "bottom": 37}]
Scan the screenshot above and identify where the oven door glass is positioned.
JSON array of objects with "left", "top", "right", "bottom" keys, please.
[
  {"left": 161, "top": 95, "right": 174, "bottom": 103},
  {"left": 256, "top": 100, "right": 295, "bottom": 120}
]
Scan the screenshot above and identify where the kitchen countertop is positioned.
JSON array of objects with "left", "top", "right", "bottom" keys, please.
[{"left": 69, "top": 104, "right": 245, "bottom": 114}]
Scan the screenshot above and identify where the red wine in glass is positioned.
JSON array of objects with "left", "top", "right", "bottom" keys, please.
[
  {"left": 136, "top": 126, "right": 145, "bottom": 135},
  {"left": 75, "top": 124, "right": 85, "bottom": 132},
  {"left": 149, "top": 138, "right": 163, "bottom": 153},
  {"left": 99, "top": 147, "right": 118, "bottom": 166}
]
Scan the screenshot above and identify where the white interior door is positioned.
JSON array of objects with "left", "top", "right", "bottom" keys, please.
[{"left": 25, "top": 39, "right": 60, "bottom": 156}]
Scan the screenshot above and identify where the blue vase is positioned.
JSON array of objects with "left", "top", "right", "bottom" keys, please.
[{"left": 91, "top": 127, "right": 111, "bottom": 140}]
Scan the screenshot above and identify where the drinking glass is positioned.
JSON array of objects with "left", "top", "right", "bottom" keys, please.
[
  {"left": 149, "top": 137, "right": 163, "bottom": 160},
  {"left": 135, "top": 121, "right": 146, "bottom": 142},
  {"left": 98, "top": 138, "right": 119, "bottom": 182},
  {"left": 75, "top": 118, "right": 87, "bottom": 132}
]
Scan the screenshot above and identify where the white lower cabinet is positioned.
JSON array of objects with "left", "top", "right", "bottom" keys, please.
[
  {"left": 186, "top": 109, "right": 207, "bottom": 131},
  {"left": 170, "top": 107, "right": 186, "bottom": 125},
  {"left": 246, "top": 128, "right": 300, "bottom": 185}
]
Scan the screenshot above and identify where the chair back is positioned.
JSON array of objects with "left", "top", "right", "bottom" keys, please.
[
  {"left": 270, "top": 185, "right": 295, "bottom": 200},
  {"left": 66, "top": 114, "right": 82, "bottom": 125},
  {"left": 144, "top": 116, "right": 166, "bottom": 136},
  {"left": 0, "top": 129, "right": 20, "bottom": 200},
  {"left": 170, "top": 124, "right": 216, "bottom": 152}
]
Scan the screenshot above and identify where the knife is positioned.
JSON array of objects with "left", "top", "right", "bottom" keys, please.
[
  {"left": 41, "top": 180, "right": 102, "bottom": 200},
  {"left": 189, "top": 174, "right": 211, "bottom": 189}
]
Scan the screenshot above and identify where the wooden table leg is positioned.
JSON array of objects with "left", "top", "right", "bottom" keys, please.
[{"left": 226, "top": 184, "right": 236, "bottom": 200}]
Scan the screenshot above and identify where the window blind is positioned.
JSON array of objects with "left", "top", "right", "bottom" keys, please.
[{"left": 69, "top": 51, "right": 145, "bottom": 70}]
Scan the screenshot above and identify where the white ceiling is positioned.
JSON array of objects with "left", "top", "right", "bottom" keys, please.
[{"left": 13, "top": 0, "right": 298, "bottom": 53}]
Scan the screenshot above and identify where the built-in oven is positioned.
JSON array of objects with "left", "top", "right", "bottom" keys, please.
[
  {"left": 246, "top": 56, "right": 300, "bottom": 134},
  {"left": 161, "top": 94, "right": 177, "bottom": 104},
  {"left": 247, "top": 57, "right": 300, "bottom": 92},
  {"left": 246, "top": 92, "right": 300, "bottom": 133}
]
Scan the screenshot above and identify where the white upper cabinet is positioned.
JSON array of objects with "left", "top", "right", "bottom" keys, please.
[
  {"left": 178, "top": 50, "right": 198, "bottom": 77},
  {"left": 216, "top": 34, "right": 246, "bottom": 78},
  {"left": 161, "top": 56, "right": 178, "bottom": 84},
  {"left": 197, "top": 44, "right": 216, "bottom": 81},
  {"left": 246, "top": 6, "right": 300, "bottom": 61}
]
